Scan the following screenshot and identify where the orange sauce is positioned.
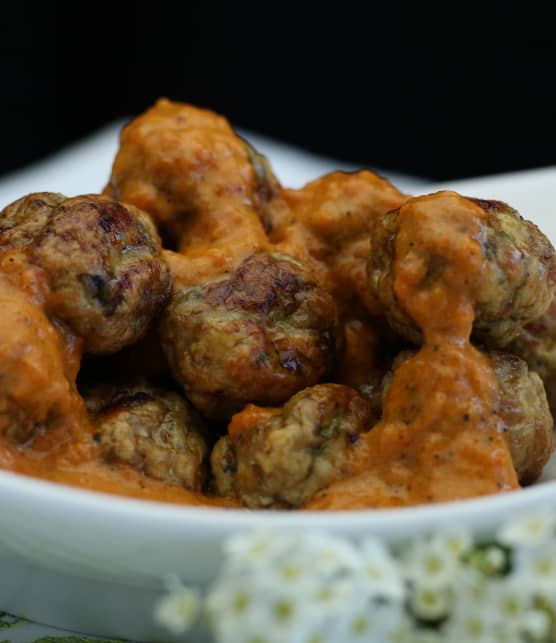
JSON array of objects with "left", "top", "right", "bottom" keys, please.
[
  {"left": 306, "top": 192, "right": 519, "bottom": 509},
  {"left": 0, "top": 250, "right": 236, "bottom": 507},
  {"left": 0, "top": 184, "right": 520, "bottom": 510}
]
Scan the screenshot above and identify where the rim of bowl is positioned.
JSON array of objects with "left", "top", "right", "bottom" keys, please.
[{"left": 2, "top": 468, "right": 556, "bottom": 533}]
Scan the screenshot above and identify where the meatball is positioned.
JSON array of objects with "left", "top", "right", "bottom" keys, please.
[
  {"left": 510, "top": 298, "right": 556, "bottom": 412},
  {"left": 105, "top": 98, "right": 276, "bottom": 248},
  {"left": 160, "top": 252, "right": 339, "bottom": 419},
  {"left": 384, "top": 348, "right": 554, "bottom": 484},
  {"left": 211, "top": 384, "right": 375, "bottom": 508},
  {"left": 491, "top": 351, "right": 554, "bottom": 484},
  {"left": 0, "top": 192, "right": 65, "bottom": 249},
  {"left": 369, "top": 193, "right": 556, "bottom": 347},
  {"left": 0, "top": 192, "right": 172, "bottom": 354},
  {"left": 87, "top": 383, "right": 208, "bottom": 490}
]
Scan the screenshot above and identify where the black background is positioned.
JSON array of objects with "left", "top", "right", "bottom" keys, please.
[{"left": 1, "top": 3, "right": 555, "bottom": 181}]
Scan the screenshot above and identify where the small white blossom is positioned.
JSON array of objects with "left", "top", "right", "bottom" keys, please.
[
  {"left": 431, "top": 526, "right": 473, "bottom": 559},
  {"left": 441, "top": 573, "right": 501, "bottom": 643},
  {"left": 402, "top": 538, "right": 459, "bottom": 589},
  {"left": 306, "top": 532, "right": 361, "bottom": 576},
  {"left": 262, "top": 557, "right": 321, "bottom": 599},
  {"left": 465, "top": 543, "right": 509, "bottom": 576},
  {"left": 323, "top": 602, "right": 404, "bottom": 643},
  {"left": 458, "top": 568, "right": 490, "bottom": 603},
  {"left": 154, "top": 585, "right": 200, "bottom": 635},
  {"left": 206, "top": 578, "right": 259, "bottom": 623},
  {"left": 512, "top": 542, "right": 556, "bottom": 596},
  {"left": 385, "top": 613, "right": 415, "bottom": 643},
  {"left": 442, "top": 610, "right": 499, "bottom": 643},
  {"left": 409, "top": 584, "right": 453, "bottom": 621},
  {"left": 358, "top": 538, "right": 406, "bottom": 602},
  {"left": 224, "top": 529, "right": 297, "bottom": 572},
  {"left": 411, "top": 630, "right": 443, "bottom": 643},
  {"left": 498, "top": 506, "right": 556, "bottom": 547},
  {"left": 208, "top": 583, "right": 280, "bottom": 643},
  {"left": 488, "top": 578, "right": 531, "bottom": 623},
  {"left": 341, "top": 603, "right": 402, "bottom": 643},
  {"left": 520, "top": 608, "right": 552, "bottom": 641},
  {"left": 483, "top": 546, "right": 506, "bottom": 571},
  {"left": 306, "top": 578, "right": 355, "bottom": 614}
]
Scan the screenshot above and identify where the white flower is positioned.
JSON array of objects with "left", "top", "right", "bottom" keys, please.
[
  {"left": 411, "top": 630, "right": 444, "bottom": 643},
  {"left": 258, "top": 556, "right": 321, "bottom": 599},
  {"left": 458, "top": 567, "right": 490, "bottom": 603},
  {"left": 498, "top": 506, "right": 556, "bottom": 547},
  {"left": 208, "top": 580, "right": 278, "bottom": 643},
  {"left": 442, "top": 609, "right": 500, "bottom": 643},
  {"left": 488, "top": 578, "right": 531, "bottom": 623},
  {"left": 153, "top": 584, "right": 200, "bottom": 635},
  {"left": 154, "top": 514, "right": 556, "bottom": 643},
  {"left": 408, "top": 584, "right": 453, "bottom": 621},
  {"left": 224, "top": 529, "right": 297, "bottom": 572},
  {"left": 440, "top": 572, "right": 502, "bottom": 643},
  {"left": 385, "top": 613, "right": 416, "bottom": 643},
  {"left": 351, "top": 605, "right": 400, "bottom": 643},
  {"left": 336, "top": 602, "right": 404, "bottom": 643},
  {"left": 206, "top": 578, "right": 259, "bottom": 624},
  {"left": 262, "top": 532, "right": 359, "bottom": 593},
  {"left": 402, "top": 538, "right": 459, "bottom": 589},
  {"left": 512, "top": 542, "right": 556, "bottom": 596},
  {"left": 305, "top": 532, "right": 362, "bottom": 577},
  {"left": 431, "top": 526, "right": 473, "bottom": 559},
  {"left": 358, "top": 538, "right": 406, "bottom": 602},
  {"left": 306, "top": 578, "right": 355, "bottom": 614},
  {"left": 465, "top": 543, "right": 509, "bottom": 576},
  {"left": 520, "top": 608, "right": 552, "bottom": 641},
  {"left": 302, "top": 631, "right": 330, "bottom": 643}
]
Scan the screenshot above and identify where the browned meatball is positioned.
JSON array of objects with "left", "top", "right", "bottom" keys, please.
[
  {"left": 86, "top": 383, "right": 208, "bottom": 490},
  {"left": 384, "top": 348, "right": 554, "bottom": 484},
  {"left": 0, "top": 192, "right": 172, "bottom": 354},
  {"left": 491, "top": 351, "right": 554, "bottom": 484},
  {"left": 0, "top": 192, "right": 66, "bottom": 249},
  {"left": 210, "top": 384, "right": 375, "bottom": 508},
  {"left": 160, "top": 252, "right": 339, "bottom": 419},
  {"left": 369, "top": 194, "right": 556, "bottom": 347},
  {"left": 510, "top": 298, "right": 556, "bottom": 412}
]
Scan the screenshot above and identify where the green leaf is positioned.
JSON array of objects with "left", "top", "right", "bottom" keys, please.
[{"left": 0, "top": 612, "right": 27, "bottom": 630}]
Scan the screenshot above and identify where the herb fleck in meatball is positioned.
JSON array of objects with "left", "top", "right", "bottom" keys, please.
[
  {"left": 87, "top": 383, "right": 208, "bottom": 490},
  {"left": 210, "top": 384, "right": 375, "bottom": 508},
  {"left": 160, "top": 252, "right": 339, "bottom": 419},
  {"left": 510, "top": 298, "right": 556, "bottom": 412},
  {"left": 368, "top": 193, "right": 556, "bottom": 347},
  {"left": 0, "top": 192, "right": 172, "bottom": 354}
]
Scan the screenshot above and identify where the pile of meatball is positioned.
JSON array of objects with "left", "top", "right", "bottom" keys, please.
[{"left": 1, "top": 98, "right": 555, "bottom": 509}]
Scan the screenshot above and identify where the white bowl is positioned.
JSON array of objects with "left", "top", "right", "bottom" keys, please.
[{"left": 1, "top": 166, "right": 556, "bottom": 641}]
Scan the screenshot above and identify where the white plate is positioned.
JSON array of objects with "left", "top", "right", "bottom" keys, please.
[{"left": 1, "top": 162, "right": 556, "bottom": 641}]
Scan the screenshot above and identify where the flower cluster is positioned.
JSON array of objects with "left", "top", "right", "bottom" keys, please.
[{"left": 154, "top": 507, "right": 556, "bottom": 643}]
